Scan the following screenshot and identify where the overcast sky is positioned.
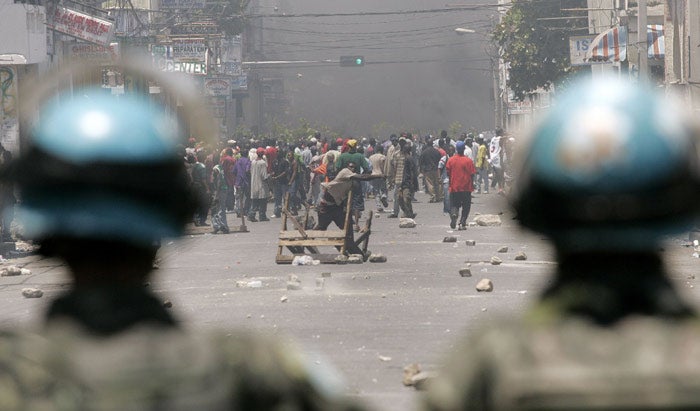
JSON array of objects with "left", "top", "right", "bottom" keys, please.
[{"left": 255, "top": 0, "right": 497, "bottom": 138}]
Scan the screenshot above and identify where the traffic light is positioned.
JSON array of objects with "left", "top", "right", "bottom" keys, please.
[{"left": 339, "top": 56, "right": 365, "bottom": 67}]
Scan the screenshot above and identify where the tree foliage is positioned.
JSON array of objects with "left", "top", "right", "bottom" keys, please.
[{"left": 492, "top": 0, "right": 587, "bottom": 101}]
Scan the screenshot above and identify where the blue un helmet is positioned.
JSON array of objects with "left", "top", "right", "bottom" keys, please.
[
  {"left": 6, "top": 88, "right": 197, "bottom": 245},
  {"left": 511, "top": 78, "right": 700, "bottom": 251}
]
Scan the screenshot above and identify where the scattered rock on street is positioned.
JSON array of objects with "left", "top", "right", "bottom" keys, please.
[
  {"left": 443, "top": 236, "right": 457, "bottom": 243},
  {"left": 321, "top": 272, "right": 332, "bottom": 278},
  {"left": 399, "top": 218, "right": 416, "bottom": 228},
  {"left": 403, "top": 363, "right": 421, "bottom": 386},
  {"left": 236, "top": 280, "right": 262, "bottom": 288},
  {"left": 476, "top": 279, "right": 494, "bottom": 292},
  {"left": 347, "top": 255, "right": 363, "bottom": 264},
  {"left": 368, "top": 253, "right": 387, "bottom": 263},
  {"left": 163, "top": 300, "right": 173, "bottom": 308},
  {"left": 514, "top": 251, "right": 528, "bottom": 261},
  {"left": 497, "top": 246, "right": 509, "bottom": 253},
  {"left": 465, "top": 240, "right": 477, "bottom": 246},
  {"left": 459, "top": 267, "right": 472, "bottom": 277},
  {"left": 334, "top": 255, "right": 348, "bottom": 264},
  {"left": 473, "top": 214, "right": 502, "bottom": 226},
  {"left": 22, "top": 288, "right": 43, "bottom": 298},
  {"left": 410, "top": 372, "right": 437, "bottom": 391},
  {"left": 490, "top": 256, "right": 502, "bottom": 265},
  {"left": 1, "top": 266, "right": 22, "bottom": 276},
  {"left": 280, "top": 295, "right": 288, "bottom": 303},
  {"left": 20, "top": 268, "right": 32, "bottom": 276}
]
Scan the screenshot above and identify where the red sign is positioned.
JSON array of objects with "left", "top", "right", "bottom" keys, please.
[{"left": 48, "top": 7, "right": 114, "bottom": 46}]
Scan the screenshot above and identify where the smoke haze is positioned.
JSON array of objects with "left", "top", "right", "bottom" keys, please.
[{"left": 256, "top": 0, "right": 496, "bottom": 138}]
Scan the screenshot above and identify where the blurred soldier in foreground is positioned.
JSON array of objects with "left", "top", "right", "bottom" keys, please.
[
  {"left": 423, "top": 78, "right": 700, "bottom": 410},
  {"left": 0, "top": 89, "right": 363, "bottom": 410}
]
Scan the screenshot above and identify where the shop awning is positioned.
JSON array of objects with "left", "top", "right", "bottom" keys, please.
[
  {"left": 586, "top": 26, "right": 627, "bottom": 62},
  {"left": 586, "top": 25, "right": 664, "bottom": 63},
  {"left": 647, "top": 24, "right": 664, "bottom": 59}
]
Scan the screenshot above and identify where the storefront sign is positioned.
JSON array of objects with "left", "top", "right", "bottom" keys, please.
[
  {"left": 204, "top": 77, "right": 231, "bottom": 96},
  {"left": 68, "top": 42, "right": 119, "bottom": 63},
  {"left": 47, "top": 7, "right": 114, "bottom": 46},
  {"left": 171, "top": 23, "right": 219, "bottom": 35},
  {"left": 171, "top": 38, "right": 206, "bottom": 62}
]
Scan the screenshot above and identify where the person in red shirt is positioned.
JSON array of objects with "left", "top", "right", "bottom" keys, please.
[
  {"left": 445, "top": 141, "right": 476, "bottom": 230},
  {"left": 265, "top": 142, "right": 278, "bottom": 174}
]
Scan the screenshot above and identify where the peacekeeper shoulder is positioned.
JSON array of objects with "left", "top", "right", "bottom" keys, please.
[{"left": 0, "top": 324, "right": 365, "bottom": 411}]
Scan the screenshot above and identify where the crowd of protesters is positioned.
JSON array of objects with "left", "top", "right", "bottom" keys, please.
[{"left": 180, "top": 128, "right": 517, "bottom": 234}]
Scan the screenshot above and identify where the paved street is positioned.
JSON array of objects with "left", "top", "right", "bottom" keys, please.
[{"left": 0, "top": 190, "right": 698, "bottom": 411}]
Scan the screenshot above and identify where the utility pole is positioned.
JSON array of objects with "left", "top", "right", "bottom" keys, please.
[
  {"left": 637, "top": 0, "right": 648, "bottom": 81},
  {"left": 492, "top": 58, "right": 503, "bottom": 129},
  {"left": 244, "top": 0, "right": 264, "bottom": 137}
]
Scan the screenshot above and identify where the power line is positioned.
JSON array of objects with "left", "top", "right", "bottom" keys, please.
[{"left": 246, "top": 4, "right": 498, "bottom": 19}]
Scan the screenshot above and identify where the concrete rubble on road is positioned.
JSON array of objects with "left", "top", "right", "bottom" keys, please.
[
  {"left": 497, "top": 246, "right": 509, "bottom": 253},
  {"left": 236, "top": 280, "right": 262, "bottom": 288},
  {"left": 443, "top": 236, "right": 457, "bottom": 243},
  {"left": 399, "top": 218, "right": 416, "bottom": 228},
  {"left": 291, "top": 255, "right": 319, "bottom": 266},
  {"left": 21, "top": 288, "right": 43, "bottom": 298},
  {"left": 465, "top": 240, "right": 477, "bottom": 246},
  {"left": 476, "top": 278, "right": 494, "bottom": 292},
  {"left": 490, "top": 256, "right": 503, "bottom": 265},
  {"left": 368, "top": 253, "right": 387, "bottom": 263},
  {"left": 347, "top": 255, "right": 363, "bottom": 264},
  {"left": 473, "top": 214, "right": 502, "bottom": 226},
  {"left": 459, "top": 267, "right": 472, "bottom": 277},
  {"left": 515, "top": 251, "right": 528, "bottom": 260},
  {"left": 402, "top": 363, "right": 436, "bottom": 391},
  {"left": 1, "top": 266, "right": 22, "bottom": 276},
  {"left": 402, "top": 363, "right": 421, "bottom": 386}
]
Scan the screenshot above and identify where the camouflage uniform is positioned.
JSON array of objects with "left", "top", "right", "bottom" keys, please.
[
  {"left": 424, "top": 255, "right": 700, "bottom": 410},
  {"left": 0, "top": 288, "right": 365, "bottom": 411}
]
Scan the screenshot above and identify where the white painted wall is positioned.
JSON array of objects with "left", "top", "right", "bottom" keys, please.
[{"left": 0, "top": 0, "right": 47, "bottom": 64}]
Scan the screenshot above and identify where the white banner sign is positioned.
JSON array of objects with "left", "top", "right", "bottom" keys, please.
[
  {"left": 569, "top": 35, "right": 597, "bottom": 66},
  {"left": 171, "top": 38, "right": 206, "bottom": 62},
  {"left": 204, "top": 77, "right": 231, "bottom": 96},
  {"left": 48, "top": 7, "right": 114, "bottom": 46},
  {"left": 68, "top": 42, "right": 119, "bottom": 63}
]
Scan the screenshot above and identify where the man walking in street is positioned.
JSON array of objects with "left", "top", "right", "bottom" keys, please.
[
  {"left": 232, "top": 145, "right": 251, "bottom": 219},
  {"left": 394, "top": 141, "right": 419, "bottom": 219},
  {"left": 220, "top": 147, "right": 236, "bottom": 212},
  {"left": 419, "top": 137, "right": 443, "bottom": 203},
  {"left": 445, "top": 141, "right": 476, "bottom": 230},
  {"left": 368, "top": 145, "right": 389, "bottom": 211},
  {"left": 475, "top": 135, "right": 490, "bottom": 194},
  {"left": 270, "top": 148, "right": 290, "bottom": 218},
  {"left": 249, "top": 147, "right": 269, "bottom": 222}
]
